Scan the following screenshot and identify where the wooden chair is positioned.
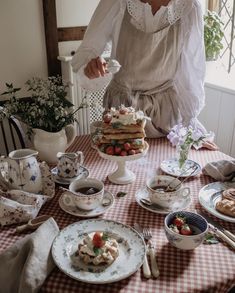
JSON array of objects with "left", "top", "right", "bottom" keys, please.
[{"left": 0, "top": 115, "right": 26, "bottom": 155}]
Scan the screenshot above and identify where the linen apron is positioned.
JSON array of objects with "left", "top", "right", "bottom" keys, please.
[{"left": 103, "top": 9, "right": 183, "bottom": 138}]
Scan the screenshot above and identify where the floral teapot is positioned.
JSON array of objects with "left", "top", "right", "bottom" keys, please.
[{"left": 0, "top": 149, "right": 42, "bottom": 193}]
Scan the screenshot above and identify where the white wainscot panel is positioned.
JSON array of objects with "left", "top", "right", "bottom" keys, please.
[{"left": 199, "top": 86, "right": 235, "bottom": 157}]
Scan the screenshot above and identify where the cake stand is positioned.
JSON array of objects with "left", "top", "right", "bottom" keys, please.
[{"left": 97, "top": 142, "right": 149, "bottom": 185}]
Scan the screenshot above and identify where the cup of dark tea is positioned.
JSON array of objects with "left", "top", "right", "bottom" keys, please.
[
  {"left": 63, "top": 178, "right": 104, "bottom": 210},
  {"left": 146, "top": 175, "right": 190, "bottom": 209}
]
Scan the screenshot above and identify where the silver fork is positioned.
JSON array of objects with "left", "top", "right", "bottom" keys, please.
[
  {"left": 142, "top": 228, "right": 160, "bottom": 278},
  {"left": 134, "top": 223, "right": 151, "bottom": 279}
]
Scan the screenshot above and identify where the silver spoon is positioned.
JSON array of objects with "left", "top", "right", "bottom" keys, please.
[{"left": 140, "top": 198, "right": 169, "bottom": 210}]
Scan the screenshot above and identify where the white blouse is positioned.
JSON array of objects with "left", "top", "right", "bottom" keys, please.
[{"left": 71, "top": 0, "right": 206, "bottom": 122}]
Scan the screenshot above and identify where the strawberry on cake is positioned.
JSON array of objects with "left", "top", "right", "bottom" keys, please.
[{"left": 95, "top": 105, "right": 147, "bottom": 156}]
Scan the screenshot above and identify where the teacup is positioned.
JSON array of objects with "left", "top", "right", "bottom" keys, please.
[
  {"left": 146, "top": 175, "right": 190, "bottom": 209},
  {"left": 57, "top": 151, "right": 84, "bottom": 178},
  {"left": 63, "top": 178, "right": 104, "bottom": 210}
]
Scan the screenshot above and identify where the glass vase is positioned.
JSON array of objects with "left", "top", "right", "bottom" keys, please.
[{"left": 176, "top": 143, "right": 192, "bottom": 169}]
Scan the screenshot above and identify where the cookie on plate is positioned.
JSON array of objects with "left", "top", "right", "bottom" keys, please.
[
  {"left": 222, "top": 188, "right": 235, "bottom": 201},
  {"left": 215, "top": 199, "right": 235, "bottom": 218}
]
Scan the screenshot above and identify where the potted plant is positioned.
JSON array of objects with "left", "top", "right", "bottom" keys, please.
[
  {"left": 0, "top": 76, "right": 87, "bottom": 163},
  {"left": 204, "top": 10, "right": 224, "bottom": 61}
]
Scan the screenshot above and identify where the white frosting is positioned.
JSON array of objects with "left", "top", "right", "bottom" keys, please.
[
  {"left": 110, "top": 106, "right": 145, "bottom": 125},
  {"left": 78, "top": 232, "right": 119, "bottom": 265}
]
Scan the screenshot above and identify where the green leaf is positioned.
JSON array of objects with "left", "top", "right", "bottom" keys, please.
[
  {"left": 93, "top": 247, "right": 102, "bottom": 256},
  {"left": 203, "top": 232, "right": 219, "bottom": 245},
  {"left": 116, "top": 191, "right": 127, "bottom": 198},
  {"left": 102, "top": 233, "right": 109, "bottom": 241}
]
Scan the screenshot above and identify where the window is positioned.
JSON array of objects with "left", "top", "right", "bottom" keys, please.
[{"left": 209, "top": 0, "right": 235, "bottom": 73}]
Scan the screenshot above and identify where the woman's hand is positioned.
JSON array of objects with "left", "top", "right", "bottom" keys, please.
[
  {"left": 201, "top": 140, "right": 219, "bottom": 150},
  {"left": 84, "top": 57, "right": 107, "bottom": 79}
]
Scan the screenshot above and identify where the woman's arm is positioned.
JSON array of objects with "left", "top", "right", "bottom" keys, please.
[
  {"left": 71, "top": 0, "right": 122, "bottom": 91},
  {"left": 174, "top": 0, "right": 206, "bottom": 124},
  {"left": 174, "top": 0, "right": 218, "bottom": 150}
]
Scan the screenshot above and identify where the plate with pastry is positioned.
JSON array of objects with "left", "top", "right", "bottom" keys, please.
[
  {"left": 52, "top": 219, "right": 146, "bottom": 284},
  {"left": 199, "top": 182, "right": 235, "bottom": 223}
]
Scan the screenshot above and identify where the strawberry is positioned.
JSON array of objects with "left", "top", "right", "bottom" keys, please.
[
  {"left": 119, "top": 107, "right": 128, "bottom": 114},
  {"left": 124, "top": 142, "right": 131, "bottom": 151},
  {"left": 103, "top": 113, "right": 112, "bottom": 123},
  {"left": 180, "top": 224, "right": 193, "bottom": 235},
  {"left": 169, "top": 224, "right": 180, "bottom": 234},
  {"left": 128, "top": 149, "right": 136, "bottom": 155},
  {"left": 172, "top": 215, "right": 185, "bottom": 228},
  {"left": 120, "top": 150, "right": 128, "bottom": 156},
  {"left": 106, "top": 146, "right": 114, "bottom": 155},
  {"left": 114, "top": 145, "right": 122, "bottom": 155},
  {"left": 92, "top": 232, "right": 105, "bottom": 248}
]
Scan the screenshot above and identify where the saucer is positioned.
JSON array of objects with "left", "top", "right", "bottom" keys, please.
[
  {"left": 160, "top": 158, "right": 201, "bottom": 177},
  {"left": 59, "top": 190, "right": 114, "bottom": 218},
  {"left": 135, "top": 187, "right": 191, "bottom": 215},
  {"left": 51, "top": 166, "right": 89, "bottom": 185}
]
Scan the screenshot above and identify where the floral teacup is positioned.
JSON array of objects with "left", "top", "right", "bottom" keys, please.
[
  {"left": 62, "top": 178, "right": 104, "bottom": 210},
  {"left": 57, "top": 151, "right": 84, "bottom": 178},
  {"left": 146, "top": 175, "right": 190, "bottom": 209}
]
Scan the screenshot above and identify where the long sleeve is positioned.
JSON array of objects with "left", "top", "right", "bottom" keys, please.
[
  {"left": 174, "top": 0, "right": 206, "bottom": 125},
  {"left": 71, "top": 0, "right": 124, "bottom": 92}
]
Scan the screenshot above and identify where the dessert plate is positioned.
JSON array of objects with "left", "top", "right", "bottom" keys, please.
[
  {"left": 160, "top": 158, "right": 201, "bottom": 177},
  {"left": 199, "top": 181, "right": 235, "bottom": 223},
  {"left": 52, "top": 219, "right": 146, "bottom": 284},
  {"left": 58, "top": 190, "right": 114, "bottom": 218},
  {"left": 51, "top": 166, "right": 89, "bottom": 185},
  {"left": 135, "top": 187, "right": 191, "bottom": 215}
]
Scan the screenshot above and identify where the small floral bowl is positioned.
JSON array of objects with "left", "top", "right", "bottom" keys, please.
[{"left": 164, "top": 211, "right": 208, "bottom": 250}]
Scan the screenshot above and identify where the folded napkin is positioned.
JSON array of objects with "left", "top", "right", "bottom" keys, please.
[
  {"left": 202, "top": 160, "right": 235, "bottom": 181},
  {"left": 0, "top": 189, "right": 49, "bottom": 227},
  {"left": 0, "top": 217, "right": 59, "bottom": 293}
]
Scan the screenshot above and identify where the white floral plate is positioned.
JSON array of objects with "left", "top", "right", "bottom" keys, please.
[
  {"left": 135, "top": 187, "right": 191, "bottom": 215},
  {"left": 52, "top": 219, "right": 146, "bottom": 284},
  {"left": 160, "top": 158, "right": 201, "bottom": 177},
  {"left": 199, "top": 181, "right": 235, "bottom": 223},
  {"left": 51, "top": 166, "right": 89, "bottom": 185},
  {"left": 59, "top": 190, "right": 115, "bottom": 218}
]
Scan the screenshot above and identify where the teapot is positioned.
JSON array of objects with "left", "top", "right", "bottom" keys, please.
[{"left": 0, "top": 149, "right": 42, "bottom": 193}]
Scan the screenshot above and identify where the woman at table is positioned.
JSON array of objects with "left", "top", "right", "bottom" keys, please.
[{"left": 72, "top": 0, "right": 217, "bottom": 150}]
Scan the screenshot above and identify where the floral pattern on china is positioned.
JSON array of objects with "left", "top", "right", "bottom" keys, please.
[
  {"left": 56, "top": 151, "right": 84, "bottom": 178},
  {"left": 52, "top": 219, "right": 146, "bottom": 284},
  {"left": 0, "top": 149, "right": 42, "bottom": 193}
]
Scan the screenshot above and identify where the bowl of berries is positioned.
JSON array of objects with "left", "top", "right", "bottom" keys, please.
[{"left": 164, "top": 211, "right": 208, "bottom": 250}]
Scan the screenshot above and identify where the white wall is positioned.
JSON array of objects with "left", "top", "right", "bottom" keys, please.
[
  {"left": 0, "top": 0, "right": 48, "bottom": 97},
  {"left": 56, "top": 0, "right": 100, "bottom": 56}
]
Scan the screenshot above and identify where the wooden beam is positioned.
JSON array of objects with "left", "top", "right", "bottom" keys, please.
[
  {"left": 42, "top": 0, "right": 61, "bottom": 76},
  {"left": 58, "top": 26, "right": 87, "bottom": 42}
]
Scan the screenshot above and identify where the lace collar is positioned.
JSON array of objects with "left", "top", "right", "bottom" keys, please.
[{"left": 126, "top": 0, "right": 193, "bottom": 33}]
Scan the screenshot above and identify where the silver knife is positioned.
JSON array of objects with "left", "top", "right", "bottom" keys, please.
[
  {"left": 199, "top": 211, "right": 235, "bottom": 242},
  {"left": 199, "top": 212, "right": 235, "bottom": 249}
]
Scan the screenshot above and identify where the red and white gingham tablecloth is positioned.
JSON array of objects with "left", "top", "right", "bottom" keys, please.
[{"left": 0, "top": 136, "right": 234, "bottom": 293}]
